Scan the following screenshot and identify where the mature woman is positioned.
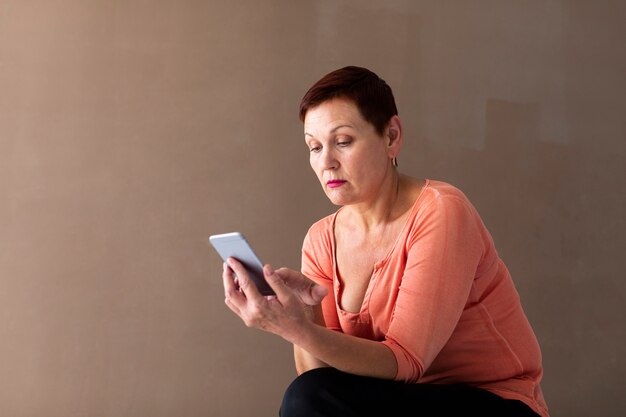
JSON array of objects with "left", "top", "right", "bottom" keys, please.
[{"left": 222, "top": 66, "right": 549, "bottom": 417}]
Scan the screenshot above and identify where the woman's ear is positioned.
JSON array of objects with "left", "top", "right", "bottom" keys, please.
[{"left": 386, "top": 115, "right": 403, "bottom": 157}]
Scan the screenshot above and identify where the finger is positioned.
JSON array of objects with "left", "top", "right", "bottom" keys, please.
[
  {"left": 273, "top": 267, "right": 313, "bottom": 292},
  {"left": 223, "top": 262, "right": 246, "bottom": 307},
  {"left": 227, "top": 257, "right": 264, "bottom": 303},
  {"left": 264, "top": 263, "right": 275, "bottom": 277},
  {"left": 272, "top": 267, "right": 328, "bottom": 305},
  {"left": 273, "top": 267, "right": 297, "bottom": 286},
  {"left": 222, "top": 262, "right": 239, "bottom": 294},
  {"left": 272, "top": 268, "right": 303, "bottom": 294},
  {"left": 263, "top": 264, "right": 294, "bottom": 301},
  {"left": 224, "top": 296, "right": 242, "bottom": 317}
]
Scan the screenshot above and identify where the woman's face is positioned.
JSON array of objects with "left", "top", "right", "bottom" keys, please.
[{"left": 304, "top": 98, "right": 396, "bottom": 206}]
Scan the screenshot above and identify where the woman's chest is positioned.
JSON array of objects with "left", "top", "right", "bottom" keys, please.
[{"left": 335, "top": 228, "right": 400, "bottom": 313}]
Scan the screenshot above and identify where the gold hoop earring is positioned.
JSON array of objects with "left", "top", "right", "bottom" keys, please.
[{"left": 392, "top": 157, "right": 398, "bottom": 167}]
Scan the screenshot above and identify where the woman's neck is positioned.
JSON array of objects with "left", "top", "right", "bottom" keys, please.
[{"left": 343, "top": 171, "right": 404, "bottom": 232}]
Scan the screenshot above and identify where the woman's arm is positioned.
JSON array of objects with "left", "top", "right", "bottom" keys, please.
[
  {"left": 223, "top": 259, "right": 398, "bottom": 379},
  {"left": 291, "top": 319, "right": 398, "bottom": 379},
  {"left": 293, "top": 303, "right": 329, "bottom": 374},
  {"left": 294, "top": 346, "right": 327, "bottom": 374}
]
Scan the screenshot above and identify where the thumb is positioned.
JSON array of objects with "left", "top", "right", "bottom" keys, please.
[{"left": 311, "top": 284, "right": 329, "bottom": 304}]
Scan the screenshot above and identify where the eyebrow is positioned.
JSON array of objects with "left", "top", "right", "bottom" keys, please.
[{"left": 304, "top": 124, "right": 353, "bottom": 138}]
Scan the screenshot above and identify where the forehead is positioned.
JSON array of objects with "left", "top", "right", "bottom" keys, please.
[{"left": 303, "top": 98, "right": 366, "bottom": 133}]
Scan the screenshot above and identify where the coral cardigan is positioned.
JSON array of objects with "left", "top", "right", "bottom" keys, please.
[{"left": 301, "top": 179, "right": 549, "bottom": 417}]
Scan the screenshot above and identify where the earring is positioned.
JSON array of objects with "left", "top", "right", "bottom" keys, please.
[{"left": 392, "top": 157, "right": 398, "bottom": 167}]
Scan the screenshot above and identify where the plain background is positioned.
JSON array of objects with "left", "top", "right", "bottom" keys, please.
[{"left": 1, "top": 1, "right": 625, "bottom": 416}]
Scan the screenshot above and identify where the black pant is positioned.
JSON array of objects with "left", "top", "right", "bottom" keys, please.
[{"left": 280, "top": 367, "right": 540, "bottom": 417}]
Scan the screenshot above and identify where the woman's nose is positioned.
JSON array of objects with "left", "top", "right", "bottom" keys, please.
[{"left": 320, "top": 148, "right": 338, "bottom": 170}]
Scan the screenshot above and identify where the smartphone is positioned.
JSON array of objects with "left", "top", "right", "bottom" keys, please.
[{"left": 209, "top": 232, "right": 275, "bottom": 296}]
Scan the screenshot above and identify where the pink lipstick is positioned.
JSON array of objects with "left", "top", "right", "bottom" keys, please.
[{"left": 326, "top": 179, "right": 346, "bottom": 188}]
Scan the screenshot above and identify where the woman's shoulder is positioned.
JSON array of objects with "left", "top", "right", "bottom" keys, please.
[
  {"left": 418, "top": 178, "right": 473, "bottom": 205},
  {"left": 407, "top": 178, "right": 483, "bottom": 225},
  {"left": 405, "top": 179, "right": 489, "bottom": 246},
  {"left": 306, "top": 211, "right": 337, "bottom": 234},
  {"left": 303, "top": 210, "right": 337, "bottom": 248}
]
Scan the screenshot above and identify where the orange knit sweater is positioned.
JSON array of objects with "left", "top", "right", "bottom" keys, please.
[{"left": 301, "top": 179, "right": 549, "bottom": 417}]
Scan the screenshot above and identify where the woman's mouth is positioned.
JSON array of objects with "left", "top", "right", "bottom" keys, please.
[{"left": 326, "top": 179, "right": 347, "bottom": 188}]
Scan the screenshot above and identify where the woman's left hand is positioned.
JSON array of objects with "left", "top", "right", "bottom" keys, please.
[{"left": 222, "top": 258, "right": 316, "bottom": 340}]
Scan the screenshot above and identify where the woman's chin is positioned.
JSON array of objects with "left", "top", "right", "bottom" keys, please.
[{"left": 324, "top": 192, "right": 351, "bottom": 207}]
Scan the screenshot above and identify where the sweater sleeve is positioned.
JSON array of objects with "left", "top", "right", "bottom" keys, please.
[{"left": 382, "top": 194, "right": 485, "bottom": 383}]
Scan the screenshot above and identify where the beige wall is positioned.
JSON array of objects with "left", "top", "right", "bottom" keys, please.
[{"left": 1, "top": 1, "right": 624, "bottom": 416}]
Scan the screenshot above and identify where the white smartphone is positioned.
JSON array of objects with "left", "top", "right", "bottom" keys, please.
[{"left": 209, "top": 232, "right": 275, "bottom": 296}]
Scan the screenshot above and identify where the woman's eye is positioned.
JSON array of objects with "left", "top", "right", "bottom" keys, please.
[
  {"left": 337, "top": 140, "right": 352, "bottom": 147},
  {"left": 309, "top": 146, "right": 321, "bottom": 153}
]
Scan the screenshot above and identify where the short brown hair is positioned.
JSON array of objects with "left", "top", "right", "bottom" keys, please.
[{"left": 299, "top": 66, "right": 398, "bottom": 136}]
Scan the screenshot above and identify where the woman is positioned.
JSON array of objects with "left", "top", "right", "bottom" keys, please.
[{"left": 222, "top": 66, "right": 550, "bottom": 417}]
